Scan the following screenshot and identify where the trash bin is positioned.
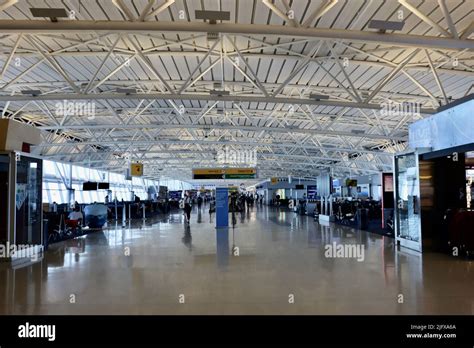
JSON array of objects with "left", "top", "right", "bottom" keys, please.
[{"left": 357, "top": 208, "right": 369, "bottom": 230}]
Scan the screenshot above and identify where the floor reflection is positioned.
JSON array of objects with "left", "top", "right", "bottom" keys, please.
[{"left": 0, "top": 204, "right": 472, "bottom": 315}]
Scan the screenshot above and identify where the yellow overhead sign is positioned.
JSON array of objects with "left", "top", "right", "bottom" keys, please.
[
  {"left": 193, "top": 169, "right": 225, "bottom": 175},
  {"left": 192, "top": 168, "right": 257, "bottom": 179},
  {"left": 271, "top": 177, "right": 278, "bottom": 184},
  {"left": 225, "top": 168, "right": 256, "bottom": 175},
  {"left": 131, "top": 163, "right": 143, "bottom": 177}
]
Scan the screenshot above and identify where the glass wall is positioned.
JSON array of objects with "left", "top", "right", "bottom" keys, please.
[
  {"left": 394, "top": 152, "right": 422, "bottom": 252},
  {"left": 0, "top": 155, "right": 10, "bottom": 244},
  {"left": 16, "top": 156, "right": 43, "bottom": 245},
  {"left": 42, "top": 160, "right": 193, "bottom": 204}
]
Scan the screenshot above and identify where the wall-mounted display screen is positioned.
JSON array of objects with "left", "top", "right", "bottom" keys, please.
[
  {"left": 307, "top": 185, "right": 317, "bottom": 199},
  {"left": 295, "top": 184, "right": 304, "bottom": 190},
  {"left": 384, "top": 174, "right": 394, "bottom": 192},
  {"left": 83, "top": 182, "right": 98, "bottom": 191},
  {"left": 169, "top": 190, "right": 182, "bottom": 200},
  {"left": 98, "top": 182, "right": 110, "bottom": 190}
]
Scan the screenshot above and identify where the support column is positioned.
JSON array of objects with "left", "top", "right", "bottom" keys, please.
[{"left": 216, "top": 187, "right": 229, "bottom": 228}]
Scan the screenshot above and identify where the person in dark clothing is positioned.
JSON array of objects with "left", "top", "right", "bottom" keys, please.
[
  {"left": 183, "top": 192, "right": 192, "bottom": 224},
  {"left": 134, "top": 195, "right": 141, "bottom": 215},
  {"left": 197, "top": 195, "right": 203, "bottom": 210}
]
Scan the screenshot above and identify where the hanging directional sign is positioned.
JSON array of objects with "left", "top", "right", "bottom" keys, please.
[
  {"left": 224, "top": 168, "right": 256, "bottom": 179},
  {"left": 193, "top": 168, "right": 225, "bottom": 179},
  {"left": 131, "top": 163, "right": 144, "bottom": 177},
  {"left": 192, "top": 168, "right": 256, "bottom": 179}
]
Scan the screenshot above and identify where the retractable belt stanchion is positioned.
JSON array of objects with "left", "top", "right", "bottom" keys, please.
[
  {"left": 326, "top": 196, "right": 329, "bottom": 216},
  {"left": 329, "top": 195, "right": 333, "bottom": 217},
  {"left": 122, "top": 204, "right": 126, "bottom": 228}
]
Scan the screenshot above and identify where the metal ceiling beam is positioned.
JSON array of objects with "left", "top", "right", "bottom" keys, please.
[
  {"left": 2, "top": 50, "right": 472, "bottom": 78},
  {"left": 40, "top": 143, "right": 392, "bottom": 159},
  {"left": 34, "top": 139, "right": 396, "bottom": 157},
  {"left": 0, "top": 33, "right": 22, "bottom": 80},
  {"left": 302, "top": 0, "right": 339, "bottom": 28},
  {"left": 38, "top": 123, "right": 405, "bottom": 141},
  {"left": 139, "top": 0, "right": 156, "bottom": 22},
  {"left": 0, "top": 0, "right": 17, "bottom": 12},
  {"left": 0, "top": 92, "right": 437, "bottom": 113},
  {"left": 461, "top": 21, "right": 474, "bottom": 39},
  {"left": 425, "top": 49, "right": 448, "bottom": 104},
  {"left": 0, "top": 78, "right": 454, "bottom": 101},
  {"left": 143, "top": 0, "right": 175, "bottom": 21},
  {"left": 40, "top": 149, "right": 391, "bottom": 167},
  {"left": 398, "top": 0, "right": 451, "bottom": 37},
  {"left": 16, "top": 109, "right": 407, "bottom": 132},
  {"left": 0, "top": 21, "right": 472, "bottom": 50},
  {"left": 71, "top": 154, "right": 390, "bottom": 170},
  {"left": 112, "top": 0, "right": 136, "bottom": 21},
  {"left": 437, "top": 0, "right": 458, "bottom": 39}
]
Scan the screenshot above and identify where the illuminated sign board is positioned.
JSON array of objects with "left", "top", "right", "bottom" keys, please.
[{"left": 193, "top": 168, "right": 256, "bottom": 179}]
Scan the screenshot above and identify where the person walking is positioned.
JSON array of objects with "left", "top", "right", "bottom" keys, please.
[
  {"left": 197, "top": 195, "right": 203, "bottom": 210},
  {"left": 183, "top": 191, "right": 192, "bottom": 224}
]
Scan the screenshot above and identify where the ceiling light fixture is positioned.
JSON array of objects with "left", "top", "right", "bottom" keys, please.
[
  {"left": 351, "top": 129, "right": 366, "bottom": 134},
  {"left": 309, "top": 93, "right": 329, "bottom": 101},
  {"left": 30, "top": 8, "right": 69, "bottom": 22},
  {"left": 210, "top": 90, "right": 230, "bottom": 96},
  {"left": 21, "top": 90, "right": 41, "bottom": 96},
  {"left": 116, "top": 88, "right": 137, "bottom": 95},
  {"left": 368, "top": 20, "right": 405, "bottom": 33},
  {"left": 195, "top": 10, "right": 230, "bottom": 24}
]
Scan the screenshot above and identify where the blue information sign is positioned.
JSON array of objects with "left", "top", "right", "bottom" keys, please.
[{"left": 216, "top": 187, "right": 229, "bottom": 228}]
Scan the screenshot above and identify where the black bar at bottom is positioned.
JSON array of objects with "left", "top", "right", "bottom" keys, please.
[{"left": 0, "top": 315, "right": 473, "bottom": 346}]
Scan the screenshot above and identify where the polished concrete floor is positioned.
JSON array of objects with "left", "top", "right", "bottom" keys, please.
[{"left": 0, "top": 205, "right": 473, "bottom": 315}]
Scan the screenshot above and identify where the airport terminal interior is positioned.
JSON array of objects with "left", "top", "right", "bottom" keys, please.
[{"left": 0, "top": 0, "right": 473, "bottom": 315}]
